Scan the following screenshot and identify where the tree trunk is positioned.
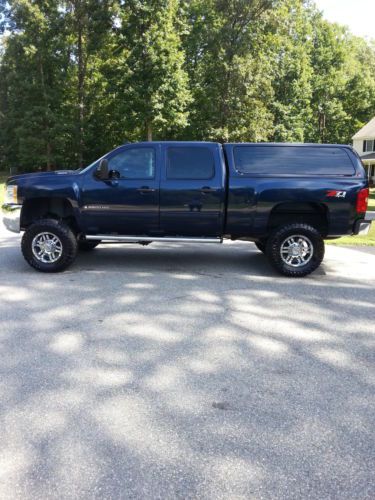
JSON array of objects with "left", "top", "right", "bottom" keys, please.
[
  {"left": 76, "top": 0, "right": 85, "bottom": 167},
  {"left": 46, "top": 143, "right": 52, "bottom": 171},
  {"left": 39, "top": 60, "right": 52, "bottom": 171},
  {"left": 318, "top": 111, "right": 326, "bottom": 143},
  {"left": 146, "top": 122, "right": 153, "bottom": 141}
]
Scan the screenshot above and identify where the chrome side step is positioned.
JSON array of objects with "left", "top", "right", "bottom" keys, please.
[{"left": 86, "top": 235, "right": 223, "bottom": 244}]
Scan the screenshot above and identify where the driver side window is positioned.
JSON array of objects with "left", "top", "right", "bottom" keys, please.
[{"left": 108, "top": 148, "right": 155, "bottom": 179}]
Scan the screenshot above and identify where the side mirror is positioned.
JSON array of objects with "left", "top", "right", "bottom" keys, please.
[{"left": 95, "top": 158, "right": 109, "bottom": 180}]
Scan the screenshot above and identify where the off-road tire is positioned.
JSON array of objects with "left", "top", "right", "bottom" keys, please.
[
  {"left": 265, "top": 223, "right": 325, "bottom": 277},
  {"left": 21, "top": 219, "right": 78, "bottom": 273},
  {"left": 78, "top": 239, "right": 101, "bottom": 251}
]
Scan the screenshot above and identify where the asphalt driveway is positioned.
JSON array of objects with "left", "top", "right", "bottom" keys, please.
[{"left": 0, "top": 222, "right": 375, "bottom": 499}]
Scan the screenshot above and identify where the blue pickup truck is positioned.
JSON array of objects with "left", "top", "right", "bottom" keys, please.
[{"left": 2, "top": 141, "right": 371, "bottom": 277}]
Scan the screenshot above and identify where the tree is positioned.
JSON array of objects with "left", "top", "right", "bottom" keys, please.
[
  {"left": 183, "top": 0, "right": 276, "bottom": 142},
  {"left": 112, "top": 0, "right": 191, "bottom": 141},
  {"left": 267, "top": 0, "right": 313, "bottom": 142},
  {"left": 0, "top": 0, "right": 70, "bottom": 170},
  {"left": 335, "top": 36, "right": 375, "bottom": 143},
  {"left": 63, "top": 0, "right": 116, "bottom": 166},
  {"left": 1, "top": 0, "right": 375, "bottom": 172}
]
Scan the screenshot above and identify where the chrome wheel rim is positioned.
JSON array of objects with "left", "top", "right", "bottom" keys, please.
[
  {"left": 280, "top": 234, "right": 313, "bottom": 268},
  {"left": 32, "top": 232, "right": 63, "bottom": 263}
]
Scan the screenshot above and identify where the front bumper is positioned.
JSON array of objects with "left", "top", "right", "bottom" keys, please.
[{"left": 1, "top": 203, "right": 22, "bottom": 233}]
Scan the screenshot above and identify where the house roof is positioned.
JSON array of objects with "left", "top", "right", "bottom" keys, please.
[{"left": 352, "top": 116, "right": 375, "bottom": 139}]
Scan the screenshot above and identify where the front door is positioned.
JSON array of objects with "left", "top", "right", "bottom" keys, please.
[
  {"left": 159, "top": 144, "right": 225, "bottom": 237},
  {"left": 81, "top": 144, "right": 160, "bottom": 235}
]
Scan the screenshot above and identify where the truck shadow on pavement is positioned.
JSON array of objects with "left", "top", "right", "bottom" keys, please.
[
  {"left": 75, "top": 243, "right": 280, "bottom": 276},
  {"left": 0, "top": 238, "right": 374, "bottom": 498}
]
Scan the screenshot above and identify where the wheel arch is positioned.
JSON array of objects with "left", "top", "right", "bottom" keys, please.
[
  {"left": 20, "top": 197, "right": 80, "bottom": 232},
  {"left": 267, "top": 201, "right": 329, "bottom": 237}
]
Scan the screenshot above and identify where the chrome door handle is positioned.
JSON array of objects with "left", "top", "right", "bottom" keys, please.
[
  {"left": 137, "top": 187, "right": 156, "bottom": 193},
  {"left": 201, "top": 186, "right": 214, "bottom": 194}
]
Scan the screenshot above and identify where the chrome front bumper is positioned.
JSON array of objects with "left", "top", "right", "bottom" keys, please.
[{"left": 1, "top": 203, "right": 22, "bottom": 233}]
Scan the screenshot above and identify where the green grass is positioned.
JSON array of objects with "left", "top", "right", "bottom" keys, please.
[{"left": 326, "top": 217, "right": 375, "bottom": 246}]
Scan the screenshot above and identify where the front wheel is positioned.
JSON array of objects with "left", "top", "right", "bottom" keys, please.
[
  {"left": 21, "top": 219, "right": 78, "bottom": 272},
  {"left": 266, "top": 223, "right": 325, "bottom": 277}
]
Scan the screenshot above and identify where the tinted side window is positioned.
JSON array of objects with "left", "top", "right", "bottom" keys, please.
[
  {"left": 234, "top": 146, "right": 354, "bottom": 176},
  {"left": 108, "top": 148, "right": 155, "bottom": 179},
  {"left": 167, "top": 147, "right": 214, "bottom": 179}
]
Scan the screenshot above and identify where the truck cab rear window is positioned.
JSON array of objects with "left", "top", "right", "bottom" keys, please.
[
  {"left": 233, "top": 146, "right": 354, "bottom": 176},
  {"left": 167, "top": 147, "right": 214, "bottom": 179}
]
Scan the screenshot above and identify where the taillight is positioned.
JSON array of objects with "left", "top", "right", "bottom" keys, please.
[{"left": 356, "top": 188, "right": 369, "bottom": 213}]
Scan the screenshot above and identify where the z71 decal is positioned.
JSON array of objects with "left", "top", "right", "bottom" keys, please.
[{"left": 326, "top": 190, "right": 347, "bottom": 198}]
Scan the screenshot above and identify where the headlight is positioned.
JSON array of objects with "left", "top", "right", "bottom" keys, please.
[{"left": 4, "top": 185, "right": 18, "bottom": 204}]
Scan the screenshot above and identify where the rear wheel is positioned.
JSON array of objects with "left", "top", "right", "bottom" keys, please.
[
  {"left": 78, "top": 239, "right": 101, "bottom": 251},
  {"left": 266, "top": 223, "right": 324, "bottom": 277},
  {"left": 21, "top": 219, "right": 78, "bottom": 272}
]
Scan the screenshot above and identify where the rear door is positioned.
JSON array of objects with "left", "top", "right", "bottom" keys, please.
[{"left": 159, "top": 143, "right": 225, "bottom": 237}]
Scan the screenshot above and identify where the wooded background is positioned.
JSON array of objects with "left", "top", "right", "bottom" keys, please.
[{"left": 0, "top": 0, "right": 375, "bottom": 172}]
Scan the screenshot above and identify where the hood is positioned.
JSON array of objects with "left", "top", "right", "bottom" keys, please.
[{"left": 7, "top": 170, "right": 80, "bottom": 184}]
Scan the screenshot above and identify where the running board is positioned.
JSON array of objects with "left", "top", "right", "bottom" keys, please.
[{"left": 86, "top": 235, "right": 223, "bottom": 244}]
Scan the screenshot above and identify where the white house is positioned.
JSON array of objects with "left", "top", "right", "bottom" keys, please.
[{"left": 352, "top": 116, "right": 375, "bottom": 184}]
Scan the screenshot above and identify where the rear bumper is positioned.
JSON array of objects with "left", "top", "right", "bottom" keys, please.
[
  {"left": 1, "top": 203, "right": 22, "bottom": 233},
  {"left": 353, "top": 215, "right": 372, "bottom": 236}
]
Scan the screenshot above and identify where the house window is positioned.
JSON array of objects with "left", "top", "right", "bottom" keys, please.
[{"left": 363, "top": 140, "right": 374, "bottom": 152}]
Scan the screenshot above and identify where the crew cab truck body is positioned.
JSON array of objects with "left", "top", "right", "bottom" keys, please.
[{"left": 2, "top": 142, "right": 371, "bottom": 277}]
